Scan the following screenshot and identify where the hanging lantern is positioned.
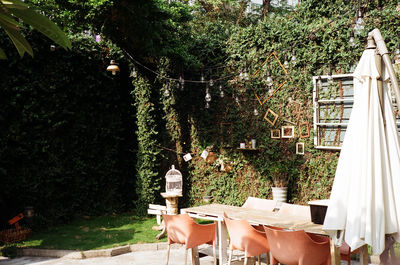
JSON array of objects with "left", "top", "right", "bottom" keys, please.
[
  {"left": 106, "top": 60, "right": 120, "bottom": 75},
  {"left": 164, "top": 84, "right": 170, "bottom": 97},
  {"left": 131, "top": 66, "right": 137, "bottom": 78},
  {"left": 201, "top": 73, "right": 205, "bottom": 83},
  {"left": 165, "top": 165, "right": 182, "bottom": 196},
  {"left": 209, "top": 79, "right": 214, "bottom": 86},
  {"left": 205, "top": 102, "right": 210, "bottom": 109}
]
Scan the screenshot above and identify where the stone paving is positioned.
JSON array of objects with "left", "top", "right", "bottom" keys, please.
[{"left": 0, "top": 244, "right": 373, "bottom": 265}]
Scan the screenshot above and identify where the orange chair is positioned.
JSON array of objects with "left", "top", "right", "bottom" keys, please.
[
  {"left": 277, "top": 203, "right": 311, "bottom": 221},
  {"left": 264, "top": 226, "right": 330, "bottom": 265},
  {"left": 162, "top": 213, "right": 216, "bottom": 265},
  {"left": 223, "top": 213, "right": 270, "bottom": 265},
  {"left": 340, "top": 240, "right": 360, "bottom": 265}
]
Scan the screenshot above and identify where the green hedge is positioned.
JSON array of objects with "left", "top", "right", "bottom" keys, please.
[{"left": 0, "top": 31, "right": 136, "bottom": 226}]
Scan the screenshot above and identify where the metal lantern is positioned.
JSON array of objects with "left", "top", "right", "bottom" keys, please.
[
  {"left": 106, "top": 60, "right": 120, "bottom": 75},
  {"left": 165, "top": 165, "right": 182, "bottom": 196}
]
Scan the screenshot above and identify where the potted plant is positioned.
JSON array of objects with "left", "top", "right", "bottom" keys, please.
[{"left": 270, "top": 163, "right": 289, "bottom": 202}]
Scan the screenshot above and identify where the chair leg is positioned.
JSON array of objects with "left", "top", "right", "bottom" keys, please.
[
  {"left": 213, "top": 242, "right": 217, "bottom": 265},
  {"left": 228, "top": 245, "right": 233, "bottom": 265},
  {"left": 165, "top": 244, "right": 171, "bottom": 265},
  {"left": 266, "top": 252, "right": 270, "bottom": 265},
  {"left": 258, "top": 255, "right": 261, "bottom": 265},
  {"left": 184, "top": 248, "right": 188, "bottom": 265}
]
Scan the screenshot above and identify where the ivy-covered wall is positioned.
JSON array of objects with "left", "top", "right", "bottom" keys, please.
[
  {"left": 144, "top": 0, "right": 400, "bottom": 208},
  {"left": 0, "top": 32, "right": 136, "bottom": 226}
]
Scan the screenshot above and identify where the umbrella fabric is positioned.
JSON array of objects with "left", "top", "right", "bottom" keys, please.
[{"left": 323, "top": 49, "right": 400, "bottom": 255}]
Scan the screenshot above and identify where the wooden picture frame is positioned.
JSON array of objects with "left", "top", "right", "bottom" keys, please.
[
  {"left": 299, "top": 121, "right": 310, "bottom": 138},
  {"left": 264, "top": 109, "right": 279, "bottom": 126},
  {"left": 296, "top": 142, "right": 305, "bottom": 155},
  {"left": 281, "top": 126, "right": 294, "bottom": 138},
  {"left": 254, "top": 52, "right": 289, "bottom": 106},
  {"left": 271, "top": 129, "right": 281, "bottom": 139}
]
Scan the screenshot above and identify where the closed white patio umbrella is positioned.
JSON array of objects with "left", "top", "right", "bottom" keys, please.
[{"left": 323, "top": 29, "right": 400, "bottom": 260}]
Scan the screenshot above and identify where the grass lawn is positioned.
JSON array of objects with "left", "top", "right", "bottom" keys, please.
[{"left": 5, "top": 213, "right": 166, "bottom": 251}]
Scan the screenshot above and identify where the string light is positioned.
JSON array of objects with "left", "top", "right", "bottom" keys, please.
[
  {"left": 164, "top": 84, "right": 170, "bottom": 97},
  {"left": 283, "top": 56, "right": 289, "bottom": 68},
  {"left": 209, "top": 79, "right": 214, "bottom": 86},
  {"left": 354, "top": 9, "right": 365, "bottom": 35},
  {"left": 253, "top": 108, "right": 259, "bottom": 116},
  {"left": 243, "top": 68, "right": 249, "bottom": 81},
  {"left": 266, "top": 70, "right": 273, "bottom": 88},
  {"left": 200, "top": 73, "right": 205, "bottom": 83},
  {"left": 235, "top": 95, "right": 240, "bottom": 104},
  {"left": 131, "top": 66, "right": 137, "bottom": 78},
  {"left": 349, "top": 31, "right": 356, "bottom": 47},
  {"left": 205, "top": 87, "right": 212, "bottom": 102},
  {"left": 219, "top": 85, "right": 224, "bottom": 98},
  {"left": 205, "top": 102, "right": 210, "bottom": 109},
  {"left": 291, "top": 50, "right": 297, "bottom": 66}
]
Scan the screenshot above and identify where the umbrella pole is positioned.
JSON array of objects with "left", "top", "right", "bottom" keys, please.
[
  {"left": 369, "top": 29, "right": 400, "bottom": 119},
  {"left": 367, "top": 35, "right": 385, "bottom": 122}
]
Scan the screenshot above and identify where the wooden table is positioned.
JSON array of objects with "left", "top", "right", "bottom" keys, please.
[{"left": 181, "top": 203, "right": 368, "bottom": 265}]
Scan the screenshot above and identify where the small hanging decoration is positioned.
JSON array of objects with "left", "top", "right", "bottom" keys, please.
[
  {"left": 299, "top": 121, "right": 310, "bottom": 138},
  {"left": 296, "top": 142, "right": 305, "bottom": 155},
  {"left": 106, "top": 60, "right": 120, "bottom": 75},
  {"left": 281, "top": 126, "right": 295, "bottom": 138},
  {"left": 183, "top": 153, "right": 192, "bottom": 162},
  {"left": 253, "top": 108, "right": 259, "bottom": 116},
  {"left": 200, "top": 150, "right": 209, "bottom": 160},
  {"left": 271, "top": 129, "right": 281, "bottom": 139},
  {"left": 264, "top": 108, "right": 279, "bottom": 126},
  {"left": 291, "top": 50, "right": 297, "bottom": 66}
]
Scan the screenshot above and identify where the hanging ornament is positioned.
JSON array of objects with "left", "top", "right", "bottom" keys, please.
[
  {"left": 205, "top": 88, "right": 212, "bottom": 102},
  {"left": 205, "top": 102, "right": 210, "bottom": 109},
  {"left": 266, "top": 70, "right": 273, "bottom": 87},
  {"left": 291, "top": 50, "right": 297, "bottom": 66},
  {"left": 268, "top": 87, "right": 274, "bottom": 96},
  {"left": 201, "top": 73, "right": 205, "bottom": 83},
  {"left": 235, "top": 95, "right": 240, "bottom": 104},
  {"left": 349, "top": 31, "right": 356, "bottom": 47},
  {"left": 253, "top": 108, "right": 259, "bottom": 116},
  {"left": 219, "top": 85, "right": 224, "bottom": 98},
  {"left": 209, "top": 79, "right": 214, "bottom": 87}
]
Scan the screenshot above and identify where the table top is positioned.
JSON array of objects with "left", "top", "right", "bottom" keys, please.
[{"left": 182, "top": 203, "right": 327, "bottom": 236}]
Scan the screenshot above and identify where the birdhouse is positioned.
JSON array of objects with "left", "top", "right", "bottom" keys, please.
[{"left": 165, "top": 165, "right": 182, "bottom": 196}]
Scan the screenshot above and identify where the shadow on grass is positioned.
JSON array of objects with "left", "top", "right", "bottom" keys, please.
[{"left": 18, "top": 214, "right": 166, "bottom": 251}]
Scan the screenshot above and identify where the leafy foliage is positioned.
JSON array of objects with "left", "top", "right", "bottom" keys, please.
[{"left": 0, "top": 31, "right": 136, "bottom": 226}]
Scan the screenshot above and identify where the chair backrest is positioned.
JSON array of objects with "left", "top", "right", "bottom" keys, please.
[
  {"left": 264, "top": 226, "right": 330, "bottom": 265},
  {"left": 162, "top": 213, "right": 196, "bottom": 245},
  {"left": 242, "top": 197, "right": 277, "bottom": 212},
  {"left": 223, "top": 213, "right": 269, "bottom": 257},
  {"left": 278, "top": 203, "right": 311, "bottom": 221}
]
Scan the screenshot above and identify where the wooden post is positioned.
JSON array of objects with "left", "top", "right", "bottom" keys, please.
[
  {"left": 330, "top": 238, "right": 341, "bottom": 265},
  {"left": 359, "top": 245, "right": 369, "bottom": 265}
]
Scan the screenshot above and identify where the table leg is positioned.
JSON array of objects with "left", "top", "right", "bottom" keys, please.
[
  {"left": 217, "top": 219, "right": 227, "bottom": 265},
  {"left": 191, "top": 246, "right": 200, "bottom": 265},
  {"left": 330, "top": 239, "right": 341, "bottom": 265},
  {"left": 359, "top": 245, "right": 368, "bottom": 265}
]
